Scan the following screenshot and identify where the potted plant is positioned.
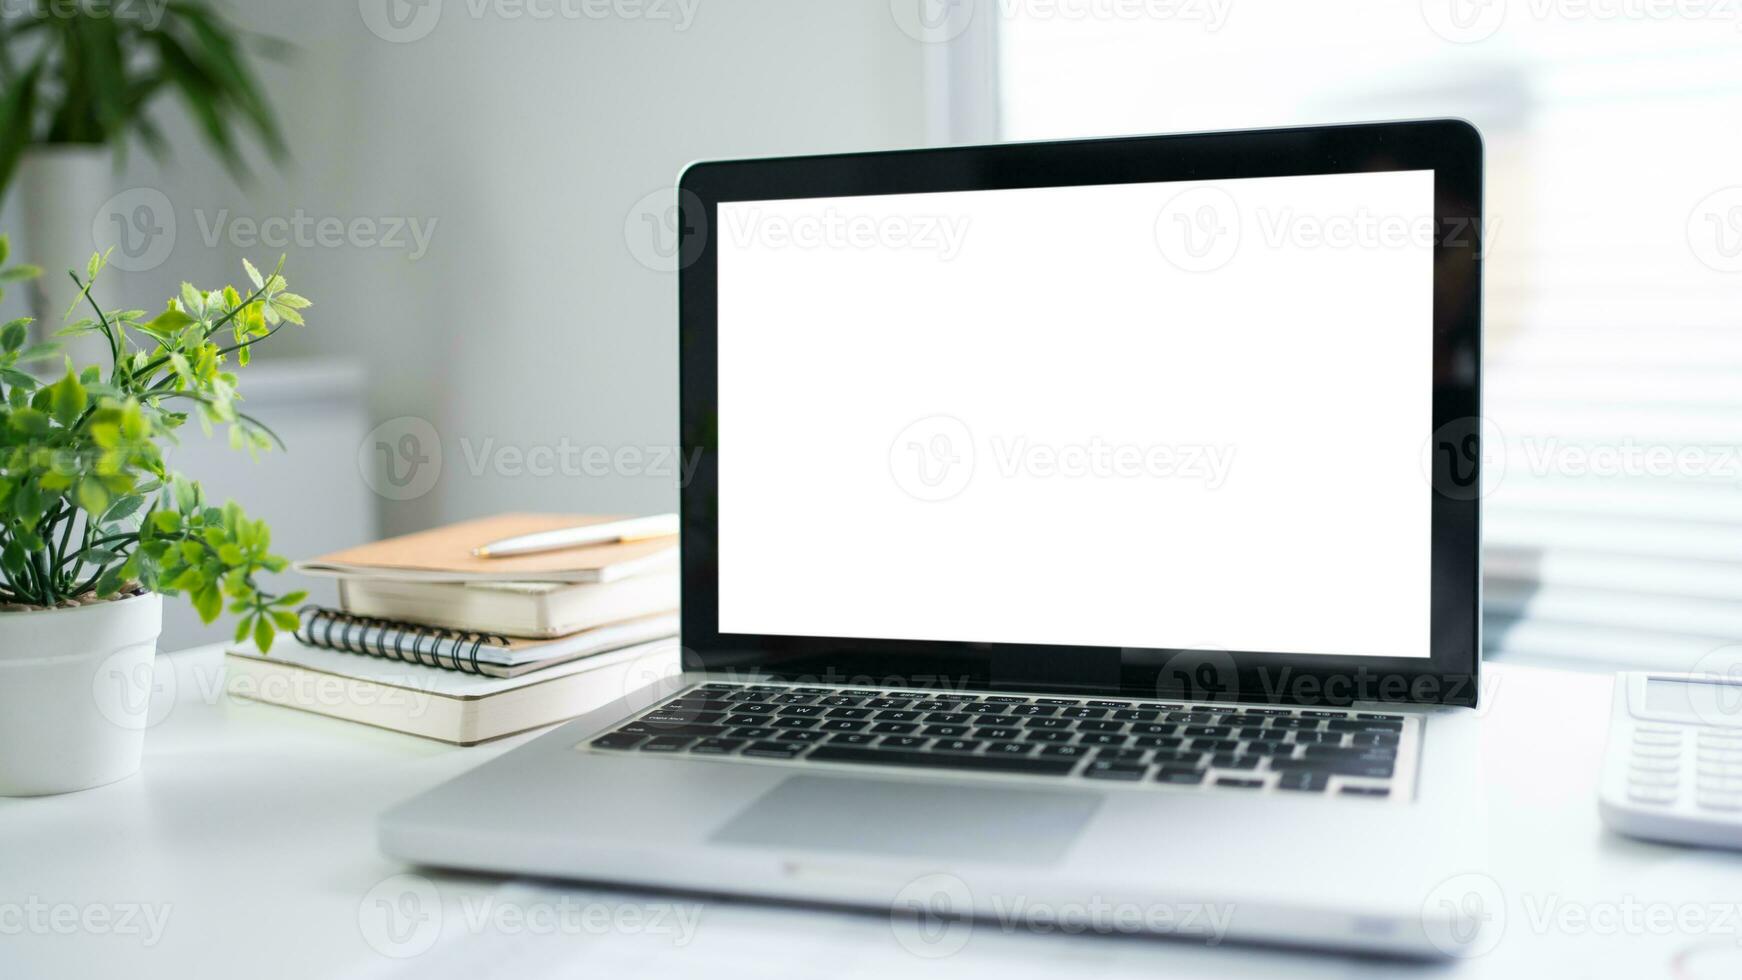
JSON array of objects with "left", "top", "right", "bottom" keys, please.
[
  {"left": 0, "top": 2, "right": 287, "bottom": 329},
  {"left": 0, "top": 234, "right": 309, "bottom": 796}
]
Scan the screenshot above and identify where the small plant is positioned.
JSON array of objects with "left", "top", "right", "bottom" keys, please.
[
  {"left": 0, "top": 1, "right": 288, "bottom": 199},
  {"left": 0, "top": 232, "right": 310, "bottom": 650}
]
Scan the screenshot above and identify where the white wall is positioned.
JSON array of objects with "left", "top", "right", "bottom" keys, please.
[{"left": 3, "top": 0, "right": 929, "bottom": 540}]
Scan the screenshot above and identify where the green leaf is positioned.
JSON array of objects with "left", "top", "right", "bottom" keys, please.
[
  {"left": 243, "top": 258, "right": 264, "bottom": 290},
  {"left": 1, "top": 318, "right": 27, "bottom": 352},
  {"left": 253, "top": 614, "right": 275, "bottom": 652},
  {"left": 141, "top": 304, "right": 196, "bottom": 340},
  {"left": 77, "top": 480, "right": 110, "bottom": 517},
  {"left": 196, "top": 585, "right": 224, "bottom": 624},
  {"left": 234, "top": 614, "right": 254, "bottom": 644},
  {"left": 269, "top": 609, "right": 300, "bottom": 632},
  {"left": 151, "top": 510, "right": 182, "bottom": 534},
  {"left": 48, "top": 367, "right": 87, "bottom": 426}
]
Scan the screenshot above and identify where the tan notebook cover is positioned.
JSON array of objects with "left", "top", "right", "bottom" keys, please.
[{"left": 294, "top": 513, "right": 678, "bottom": 584}]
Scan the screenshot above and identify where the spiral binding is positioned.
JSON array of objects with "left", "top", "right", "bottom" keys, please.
[{"left": 294, "top": 606, "right": 510, "bottom": 676}]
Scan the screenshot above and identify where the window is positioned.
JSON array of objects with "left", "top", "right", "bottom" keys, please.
[{"left": 985, "top": 1, "right": 1742, "bottom": 667}]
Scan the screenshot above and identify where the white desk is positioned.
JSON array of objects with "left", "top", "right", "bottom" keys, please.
[{"left": 5, "top": 646, "right": 1742, "bottom": 979}]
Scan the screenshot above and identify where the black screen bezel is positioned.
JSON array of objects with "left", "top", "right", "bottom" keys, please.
[{"left": 677, "top": 119, "right": 1483, "bottom": 707}]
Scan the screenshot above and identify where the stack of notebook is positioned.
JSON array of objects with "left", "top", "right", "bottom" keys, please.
[{"left": 223, "top": 514, "right": 681, "bottom": 744}]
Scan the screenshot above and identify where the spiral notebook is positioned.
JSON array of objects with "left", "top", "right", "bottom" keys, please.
[{"left": 293, "top": 606, "right": 680, "bottom": 678}]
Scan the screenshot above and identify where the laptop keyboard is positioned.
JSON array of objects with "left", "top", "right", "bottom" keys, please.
[{"left": 583, "top": 681, "right": 1415, "bottom": 800}]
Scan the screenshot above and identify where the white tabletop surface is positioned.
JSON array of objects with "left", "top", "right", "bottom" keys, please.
[{"left": 5, "top": 645, "right": 1742, "bottom": 980}]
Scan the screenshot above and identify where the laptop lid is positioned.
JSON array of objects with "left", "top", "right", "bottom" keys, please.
[{"left": 678, "top": 120, "right": 1482, "bottom": 707}]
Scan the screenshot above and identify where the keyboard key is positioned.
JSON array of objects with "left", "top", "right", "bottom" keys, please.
[
  {"left": 791, "top": 687, "right": 833, "bottom": 695},
  {"left": 1079, "top": 733, "right": 1129, "bottom": 747},
  {"left": 931, "top": 739, "right": 984, "bottom": 754},
  {"left": 777, "top": 705, "right": 825, "bottom": 717},
  {"left": 1216, "top": 777, "right": 1264, "bottom": 789},
  {"left": 1084, "top": 761, "right": 1147, "bottom": 781},
  {"left": 727, "top": 726, "right": 780, "bottom": 740},
  {"left": 699, "top": 683, "right": 739, "bottom": 691},
  {"left": 829, "top": 732, "right": 878, "bottom": 745},
  {"left": 1009, "top": 705, "right": 1058, "bottom": 717},
  {"left": 666, "top": 699, "right": 735, "bottom": 713},
  {"left": 742, "top": 741, "right": 804, "bottom": 759},
  {"left": 1035, "top": 698, "right": 1080, "bottom": 706},
  {"left": 1060, "top": 707, "right": 1108, "bottom": 720},
  {"left": 879, "top": 736, "right": 931, "bottom": 750},
  {"left": 1074, "top": 720, "right": 1124, "bottom": 734},
  {"left": 591, "top": 732, "right": 644, "bottom": 750},
  {"left": 1113, "top": 709, "right": 1160, "bottom": 722},
  {"left": 820, "top": 719, "right": 868, "bottom": 732},
  {"left": 1349, "top": 733, "right": 1400, "bottom": 748},
  {"left": 874, "top": 710, "right": 921, "bottom": 722},
  {"left": 1151, "top": 750, "right": 1203, "bottom": 766},
  {"left": 1025, "top": 729, "right": 1075, "bottom": 743},
  {"left": 1086, "top": 700, "right": 1132, "bottom": 708},
  {"left": 1166, "top": 712, "right": 1216, "bottom": 724},
  {"left": 777, "top": 730, "right": 827, "bottom": 743},
  {"left": 723, "top": 713, "right": 768, "bottom": 727},
  {"left": 818, "top": 696, "right": 864, "bottom": 707},
  {"left": 975, "top": 726, "right": 1022, "bottom": 740},
  {"left": 922, "top": 724, "right": 970, "bottom": 737},
  {"left": 1272, "top": 757, "right": 1394, "bottom": 779},
  {"left": 870, "top": 722, "right": 918, "bottom": 735},
  {"left": 986, "top": 741, "right": 1038, "bottom": 756},
  {"left": 1156, "top": 767, "right": 1205, "bottom": 785},
  {"left": 1129, "top": 723, "right": 1178, "bottom": 737},
  {"left": 1191, "top": 738, "right": 1239, "bottom": 752},
  {"left": 1025, "top": 717, "right": 1072, "bottom": 730},
  {"left": 825, "top": 707, "right": 872, "bottom": 720},
  {"left": 925, "top": 712, "right": 973, "bottom": 725},
  {"left": 1292, "top": 731, "right": 1342, "bottom": 745},
  {"left": 1275, "top": 773, "right": 1328, "bottom": 792},
  {"left": 642, "top": 711, "right": 725, "bottom": 726},
  {"left": 866, "top": 698, "right": 914, "bottom": 709},
  {"left": 1095, "top": 748, "right": 1147, "bottom": 763},
  {"left": 981, "top": 696, "right": 1029, "bottom": 704},
  {"left": 1132, "top": 735, "right": 1184, "bottom": 750},
  {"left": 1340, "top": 785, "right": 1392, "bottom": 798},
  {"left": 1243, "top": 708, "right": 1291, "bottom": 716},
  {"left": 1329, "top": 719, "right": 1403, "bottom": 734},
  {"left": 639, "top": 736, "right": 693, "bottom": 752},
  {"left": 1356, "top": 713, "right": 1403, "bottom": 721},
  {"left": 1299, "top": 710, "right": 1346, "bottom": 718},
  {"left": 690, "top": 738, "right": 745, "bottom": 754},
  {"left": 1039, "top": 744, "right": 1089, "bottom": 759},
  {"left": 1184, "top": 725, "right": 1232, "bottom": 738},
  {"left": 1241, "top": 741, "right": 1294, "bottom": 756},
  {"left": 622, "top": 722, "right": 726, "bottom": 738},
  {"left": 770, "top": 717, "right": 820, "bottom": 730},
  {"left": 912, "top": 701, "right": 961, "bottom": 712},
  {"left": 771, "top": 693, "right": 816, "bottom": 705},
  {"left": 724, "top": 701, "right": 776, "bottom": 714},
  {"left": 805, "top": 746, "right": 1075, "bottom": 775},
  {"left": 1211, "top": 753, "right": 1259, "bottom": 770}
]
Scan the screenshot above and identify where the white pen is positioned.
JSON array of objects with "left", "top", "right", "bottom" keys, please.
[{"left": 472, "top": 513, "right": 680, "bottom": 558}]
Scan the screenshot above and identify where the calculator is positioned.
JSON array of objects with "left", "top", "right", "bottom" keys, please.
[{"left": 1599, "top": 672, "right": 1742, "bottom": 850}]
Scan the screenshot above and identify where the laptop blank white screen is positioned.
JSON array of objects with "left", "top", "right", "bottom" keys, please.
[{"left": 715, "top": 169, "right": 1435, "bottom": 658}]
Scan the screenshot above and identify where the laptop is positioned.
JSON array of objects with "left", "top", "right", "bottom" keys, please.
[{"left": 380, "top": 119, "right": 1489, "bottom": 958}]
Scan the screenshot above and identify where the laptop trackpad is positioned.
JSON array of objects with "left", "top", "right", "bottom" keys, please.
[{"left": 709, "top": 775, "right": 1100, "bottom": 865}]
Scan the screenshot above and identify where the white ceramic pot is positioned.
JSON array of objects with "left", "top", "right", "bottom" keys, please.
[
  {"left": 15, "top": 144, "right": 114, "bottom": 364},
  {"left": 0, "top": 592, "right": 163, "bottom": 796}
]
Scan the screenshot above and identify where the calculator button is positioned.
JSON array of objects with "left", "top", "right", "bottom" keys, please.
[
  {"left": 1698, "top": 776, "right": 1742, "bottom": 793},
  {"left": 1629, "top": 770, "right": 1678, "bottom": 787},
  {"left": 1628, "top": 785, "right": 1678, "bottom": 805},
  {"left": 1631, "top": 757, "right": 1679, "bottom": 773},
  {"left": 1632, "top": 732, "right": 1682, "bottom": 747},
  {"left": 1697, "top": 760, "right": 1742, "bottom": 778},
  {"left": 1635, "top": 724, "right": 1680, "bottom": 735},
  {"left": 1698, "top": 747, "right": 1742, "bottom": 764},
  {"left": 1698, "top": 792, "right": 1742, "bottom": 811},
  {"left": 1632, "top": 744, "right": 1682, "bottom": 759}
]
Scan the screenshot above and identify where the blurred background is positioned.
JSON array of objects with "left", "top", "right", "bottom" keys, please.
[{"left": 2, "top": 0, "right": 1739, "bottom": 659}]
